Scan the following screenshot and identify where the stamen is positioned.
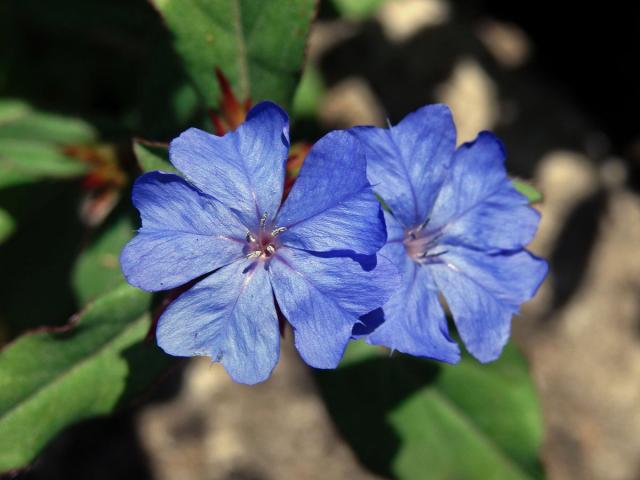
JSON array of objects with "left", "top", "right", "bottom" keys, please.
[
  {"left": 404, "top": 221, "right": 446, "bottom": 264},
  {"left": 418, "top": 217, "right": 430, "bottom": 231},
  {"left": 245, "top": 214, "right": 281, "bottom": 260},
  {"left": 427, "top": 232, "right": 443, "bottom": 248},
  {"left": 259, "top": 212, "right": 269, "bottom": 229}
]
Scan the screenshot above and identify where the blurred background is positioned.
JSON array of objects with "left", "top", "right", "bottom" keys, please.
[{"left": 1, "top": 0, "right": 639, "bottom": 479}]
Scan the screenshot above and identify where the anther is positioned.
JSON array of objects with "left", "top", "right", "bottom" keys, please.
[
  {"left": 265, "top": 245, "right": 276, "bottom": 256},
  {"left": 246, "top": 250, "right": 262, "bottom": 259},
  {"left": 246, "top": 231, "right": 256, "bottom": 243},
  {"left": 271, "top": 226, "right": 287, "bottom": 237}
]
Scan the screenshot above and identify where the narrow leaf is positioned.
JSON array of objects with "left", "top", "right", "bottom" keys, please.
[
  {"left": 0, "top": 139, "right": 88, "bottom": 189},
  {"left": 512, "top": 179, "right": 543, "bottom": 204},
  {"left": 0, "top": 99, "right": 97, "bottom": 144}
]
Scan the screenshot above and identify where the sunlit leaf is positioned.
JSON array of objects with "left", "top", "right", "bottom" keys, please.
[
  {"left": 152, "top": 0, "right": 316, "bottom": 109},
  {"left": 513, "top": 179, "right": 542, "bottom": 204},
  {"left": 0, "top": 139, "right": 88, "bottom": 189},
  {"left": 133, "top": 139, "right": 175, "bottom": 173},
  {"left": 0, "top": 100, "right": 98, "bottom": 189},
  {"left": 317, "top": 342, "right": 545, "bottom": 480},
  {"left": 331, "top": 0, "right": 384, "bottom": 19},
  {"left": 292, "top": 64, "right": 326, "bottom": 118},
  {"left": 0, "top": 285, "right": 169, "bottom": 473},
  {"left": 72, "top": 212, "right": 135, "bottom": 305},
  {"left": 0, "top": 99, "right": 97, "bottom": 144}
]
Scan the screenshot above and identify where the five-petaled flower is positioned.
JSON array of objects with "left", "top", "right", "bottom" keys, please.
[
  {"left": 349, "top": 105, "right": 547, "bottom": 363},
  {"left": 120, "top": 101, "right": 397, "bottom": 384}
]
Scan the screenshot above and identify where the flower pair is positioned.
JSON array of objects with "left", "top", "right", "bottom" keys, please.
[{"left": 121, "top": 101, "right": 546, "bottom": 384}]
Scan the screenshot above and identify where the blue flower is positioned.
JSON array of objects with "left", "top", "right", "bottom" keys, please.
[
  {"left": 121, "top": 101, "right": 397, "bottom": 384},
  {"left": 349, "top": 104, "right": 548, "bottom": 363}
]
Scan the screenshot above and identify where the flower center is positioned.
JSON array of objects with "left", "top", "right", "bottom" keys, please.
[
  {"left": 245, "top": 212, "right": 286, "bottom": 260},
  {"left": 403, "top": 219, "right": 447, "bottom": 265}
]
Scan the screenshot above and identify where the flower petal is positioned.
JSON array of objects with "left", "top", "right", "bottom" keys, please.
[
  {"left": 276, "top": 131, "right": 386, "bottom": 255},
  {"left": 269, "top": 247, "right": 398, "bottom": 369},
  {"left": 349, "top": 104, "right": 456, "bottom": 227},
  {"left": 382, "top": 209, "right": 405, "bottom": 242},
  {"left": 358, "top": 212, "right": 460, "bottom": 362},
  {"left": 156, "top": 260, "right": 280, "bottom": 385},
  {"left": 120, "top": 172, "right": 245, "bottom": 292},
  {"left": 430, "top": 246, "right": 548, "bottom": 362},
  {"left": 169, "top": 101, "right": 289, "bottom": 228},
  {"left": 430, "top": 132, "right": 540, "bottom": 251}
]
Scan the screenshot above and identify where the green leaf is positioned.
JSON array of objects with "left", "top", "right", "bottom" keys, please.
[
  {"left": 0, "top": 100, "right": 97, "bottom": 245},
  {"left": 0, "top": 99, "right": 97, "bottom": 144},
  {"left": 331, "top": 0, "right": 384, "bottom": 19},
  {"left": 317, "top": 342, "right": 545, "bottom": 480},
  {"left": 133, "top": 139, "right": 175, "bottom": 173},
  {"left": 512, "top": 179, "right": 542, "bottom": 204},
  {"left": 292, "top": 64, "right": 326, "bottom": 118},
  {"left": 0, "top": 99, "right": 99, "bottom": 189},
  {"left": 152, "top": 0, "right": 316, "bottom": 109},
  {"left": 71, "top": 212, "right": 135, "bottom": 305},
  {"left": 0, "top": 207, "right": 15, "bottom": 244},
  {"left": 0, "top": 285, "right": 169, "bottom": 473},
  {"left": 0, "top": 139, "right": 88, "bottom": 189}
]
